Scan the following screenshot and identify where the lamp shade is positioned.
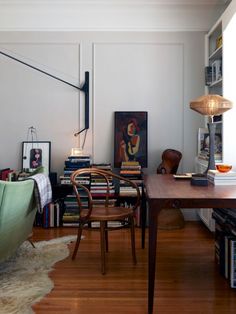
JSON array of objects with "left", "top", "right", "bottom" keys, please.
[{"left": 190, "top": 94, "right": 233, "bottom": 116}]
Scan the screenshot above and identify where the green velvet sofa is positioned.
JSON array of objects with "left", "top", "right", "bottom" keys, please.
[
  {"left": 0, "top": 166, "right": 47, "bottom": 262},
  {"left": 0, "top": 179, "right": 37, "bottom": 262}
]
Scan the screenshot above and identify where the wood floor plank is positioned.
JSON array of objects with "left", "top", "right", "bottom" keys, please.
[{"left": 31, "top": 222, "right": 236, "bottom": 314}]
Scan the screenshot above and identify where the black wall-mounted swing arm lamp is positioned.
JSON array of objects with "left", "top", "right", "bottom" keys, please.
[{"left": 0, "top": 50, "right": 89, "bottom": 137}]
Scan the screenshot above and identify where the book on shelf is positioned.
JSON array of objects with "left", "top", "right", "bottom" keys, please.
[
  {"left": 205, "top": 66, "right": 213, "bottom": 86},
  {"left": 212, "top": 59, "right": 222, "bottom": 82},
  {"left": 121, "top": 161, "right": 140, "bottom": 167},
  {"left": 59, "top": 176, "right": 90, "bottom": 185},
  {"left": 92, "top": 163, "right": 112, "bottom": 170},
  {"left": 68, "top": 154, "right": 91, "bottom": 160}
]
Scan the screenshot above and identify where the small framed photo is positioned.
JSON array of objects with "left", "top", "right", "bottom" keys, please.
[
  {"left": 114, "top": 111, "right": 148, "bottom": 168},
  {"left": 198, "top": 127, "right": 222, "bottom": 161},
  {"left": 198, "top": 127, "right": 208, "bottom": 157},
  {"left": 22, "top": 141, "right": 51, "bottom": 174}
]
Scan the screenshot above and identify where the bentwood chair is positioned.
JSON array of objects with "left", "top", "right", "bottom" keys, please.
[{"left": 70, "top": 168, "right": 141, "bottom": 274}]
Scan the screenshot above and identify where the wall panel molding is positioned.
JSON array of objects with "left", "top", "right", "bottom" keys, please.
[{"left": 92, "top": 41, "right": 184, "bottom": 173}]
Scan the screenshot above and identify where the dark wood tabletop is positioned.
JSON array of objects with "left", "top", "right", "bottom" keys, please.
[{"left": 144, "top": 174, "right": 236, "bottom": 314}]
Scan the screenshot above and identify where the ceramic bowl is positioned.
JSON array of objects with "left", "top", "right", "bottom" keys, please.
[{"left": 216, "top": 164, "right": 232, "bottom": 173}]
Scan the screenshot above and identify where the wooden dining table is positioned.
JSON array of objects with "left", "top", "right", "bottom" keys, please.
[{"left": 144, "top": 174, "right": 236, "bottom": 314}]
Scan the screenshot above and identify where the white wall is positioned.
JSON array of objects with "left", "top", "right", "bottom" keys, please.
[
  {"left": 0, "top": 31, "right": 204, "bottom": 176},
  {"left": 0, "top": 1, "right": 229, "bottom": 223}
]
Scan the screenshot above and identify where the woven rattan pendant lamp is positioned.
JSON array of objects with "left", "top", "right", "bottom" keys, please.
[{"left": 190, "top": 94, "right": 232, "bottom": 172}]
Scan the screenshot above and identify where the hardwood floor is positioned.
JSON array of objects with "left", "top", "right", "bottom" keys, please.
[{"left": 31, "top": 222, "right": 236, "bottom": 314}]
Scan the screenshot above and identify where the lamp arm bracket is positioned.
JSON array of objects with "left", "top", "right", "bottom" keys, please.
[{"left": 0, "top": 50, "right": 89, "bottom": 135}]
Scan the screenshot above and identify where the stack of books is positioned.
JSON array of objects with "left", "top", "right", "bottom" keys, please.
[
  {"left": 34, "top": 202, "right": 61, "bottom": 228},
  {"left": 119, "top": 161, "right": 143, "bottom": 226},
  {"left": 119, "top": 161, "right": 142, "bottom": 196},
  {"left": 61, "top": 154, "right": 91, "bottom": 227},
  {"left": 207, "top": 170, "right": 236, "bottom": 185},
  {"left": 89, "top": 163, "right": 117, "bottom": 228},
  {"left": 0, "top": 168, "right": 15, "bottom": 181},
  {"left": 59, "top": 154, "right": 91, "bottom": 184},
  {"left": 90, "top": 163, "right": 115, "bottom": 200}
]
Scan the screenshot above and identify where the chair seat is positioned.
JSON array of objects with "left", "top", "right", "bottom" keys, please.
[{"left": 81, "top": 206, "right": 134, "bottom": 221}]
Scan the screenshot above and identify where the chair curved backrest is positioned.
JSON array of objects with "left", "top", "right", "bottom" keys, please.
[
  {"left": 157, "top": 149, "right": 182, "bottom": 174},
  {"left": 70, "top": 167, "right": 141, "bottom": 223}
]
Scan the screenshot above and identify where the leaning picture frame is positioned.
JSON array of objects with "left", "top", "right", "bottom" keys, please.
[
  {"left": 198, "top": 127, "right": 222, "bottom": 162},
  {"left": 114, "top": 111, "right": 148, "bottom": 168},
  {"left": 198, "top": 127, "right": 208, "bottom": 157},
  {"left": 22, "top": 141, "right": 51, "bottom": 174}
]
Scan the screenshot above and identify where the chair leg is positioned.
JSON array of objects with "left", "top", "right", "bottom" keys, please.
[
  {"left": 28, "top": 239, "right": 36, "bottom": 248},
  {"left": 105, "top": 221, "right": 109, "bottom": 252},
  {"left": 27, "top": 233, "right": 35, "bottom": 248},
  {"left": 130, "top": 215, "right": 137, "bottom": 265},
  {"left": 72, "top": 224, "right": 83, "bottom": 260},
  {"left": 100, "top": 221, "right": 106, "bottom": 275}
]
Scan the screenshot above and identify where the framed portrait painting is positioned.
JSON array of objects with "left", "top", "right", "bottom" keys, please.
[
  {"left": 22, "top": 141, "right": 51, "bottom": 174},
  {"left": 114, "top": 111, "right": 148, "bottom": 168}
]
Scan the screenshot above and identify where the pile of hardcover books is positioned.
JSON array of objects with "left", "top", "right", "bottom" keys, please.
[
  {"left": 61, "top": 154, "right": 91, "bottom": 227},
  {"left": 60, "top": 154, "right": 91, "bottom": 184},
  {"left": 90, "top": 163, "right": 115, "bottom": 203},
  {"left": 119, "top": 161, "right": 142, "bottom": 196},
  {"left": 119, "top": 161, "right": 143, "bottom": 226},
  {"left": 207, "top": 170, "right": 236, "bottom": 185},
  {"left": 90, "top": 163, "right": 117, "bottom": 227},
  {"left": 0, "top": 168, "right": 16, "bottom": 181},
  {"left": 34, "top": 202, "right": 61, "bottom": 228}
]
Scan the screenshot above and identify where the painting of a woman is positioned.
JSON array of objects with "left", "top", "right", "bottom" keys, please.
[{"left": 114, "top": 112, "right": 147, "bottom": 167}]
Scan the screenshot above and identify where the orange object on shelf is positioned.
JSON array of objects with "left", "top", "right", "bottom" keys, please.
[{"left": 216, "top": 164, "right": 232, "bottom": 173}]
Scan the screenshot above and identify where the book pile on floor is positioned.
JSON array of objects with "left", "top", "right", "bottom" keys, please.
[
  {"left": 61, "top": 154, "right": 91, "bottom": 227},
  {"left": 119, "top": 161, "right": 143, "bottom": 226},
  {"left": 60, "top": 154, "right": 91, "bottom": 184},
  {"left": 90, "top": 163, "right": 115, "bottom": 202},
  {"left": 119, "top": 161, "right": 142, "bottom": 196},
  {"left": 34, "top": 202, "right": 61, "bottom": 228},
  {"left": 90, "top": 163, "right": 117, "bottom": 228},
  {"left": 207, "top": 170, "right": 236, "bottom": 185},
  {"left": 212, "top": 208, "right": 236, "bottom": 288}
]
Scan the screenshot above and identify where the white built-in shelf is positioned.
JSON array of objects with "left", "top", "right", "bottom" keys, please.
[
  {"left": 209, "top": 78, "right": 223, "bottom": 88},
  {"left": 209, "top": 45, "right": 222, "bottom": 61}
]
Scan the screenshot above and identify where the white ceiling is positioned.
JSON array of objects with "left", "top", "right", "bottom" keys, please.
[
  {"left": 0, "top": 0, "right": 231, "bottom": 31},
  {"left": 0, "top": 0, "right": 230, "bottom": 4}
]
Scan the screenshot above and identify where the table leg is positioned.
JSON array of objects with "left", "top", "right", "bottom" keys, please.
[
  {"left": 148, "top": 202, "right": 159, "bottom": 314},
  {"left": 141, "top": 186, "right": 146, "bottom": 249}
]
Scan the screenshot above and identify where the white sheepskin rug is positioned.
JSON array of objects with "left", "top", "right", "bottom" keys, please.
[{"left": 0, "top": 235, "right": 76, "bottom": 314}]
